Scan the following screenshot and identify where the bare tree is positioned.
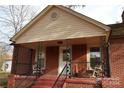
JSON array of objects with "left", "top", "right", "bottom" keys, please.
[
  {"left": 0, "top": 6, "right": 39, "bottom": 68},
  {"left": 0, "top": 5, "right": 38, "bottom": 37},
  {"left": 0, "top": 5, "right": 39, "bottom": 43}
]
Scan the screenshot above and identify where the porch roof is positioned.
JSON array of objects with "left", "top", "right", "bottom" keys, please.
[{"left": 10, "top": 5, "right": 110, "bottom": 44}]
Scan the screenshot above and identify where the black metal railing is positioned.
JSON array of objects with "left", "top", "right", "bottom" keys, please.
[
  {"left": 71, "top": 61, "right": 104, "bottom": 78},
  {"left": 52, "top": 64, "right": 67, "bottom": 88}
]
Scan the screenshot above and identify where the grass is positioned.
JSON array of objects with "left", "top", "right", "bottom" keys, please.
[
  {"left": 0, "top": 72, "right": 10, "bottom": 88},
  {"left": 0, "top": 79, "right": 8, "bottom": 88}
]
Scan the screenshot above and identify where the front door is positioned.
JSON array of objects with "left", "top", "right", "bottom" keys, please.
[
  {"left": 46, "top": 46, "right": 59, "bottom": 75},
  {"left": 58, "top": 46, "right": 71, "bottom": 74}
]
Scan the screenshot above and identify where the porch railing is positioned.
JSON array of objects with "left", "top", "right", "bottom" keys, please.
[
  {"left": 52, "top": 64, "right": 67, "bottom": 88},
  {"left": 71, "top": 61, "right": 104, "bottom": 78}
]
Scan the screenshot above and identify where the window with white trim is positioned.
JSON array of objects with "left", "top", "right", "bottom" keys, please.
[{"left": 90, "top": 47, "right": 101, "bottom": 69}]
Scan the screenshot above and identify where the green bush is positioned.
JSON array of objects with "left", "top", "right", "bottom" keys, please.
[{"left": 0, "top": 79, "right": 8, "bottom": 88}]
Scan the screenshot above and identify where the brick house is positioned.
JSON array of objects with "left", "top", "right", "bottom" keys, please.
[{"left": 8, "top": 5, "right": 124, "bottom": 88}]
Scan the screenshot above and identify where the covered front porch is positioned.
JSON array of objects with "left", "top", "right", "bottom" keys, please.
[{"left": 11, "top": 36, "right": 109, "bottom": 78}]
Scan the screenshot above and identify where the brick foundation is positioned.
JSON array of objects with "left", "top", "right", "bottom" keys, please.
[
  {"left": 7, "top": 74, "right": 15, "bottom": 88},
  {"left": 8, "top": 75, "right": 36, "bottom": 88},
  {"left": 102, "top": 78, "right": 121, "bottom": 88},
  {"left": 64, "top": 78, "right": 97, "bottom": 88}
]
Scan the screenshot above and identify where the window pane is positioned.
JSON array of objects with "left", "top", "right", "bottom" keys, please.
[
  {"left": 63, "top": 48, "right": 71, "bottom": 62},
  {"left": 90, "top": 47, "right": 101, "bottom": 69}
]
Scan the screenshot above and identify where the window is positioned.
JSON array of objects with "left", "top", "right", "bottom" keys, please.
[
  {"left": 90, "top": 47, "right": 101, "bottom": 69},
  {"left": 63, "top": 48, "right": 71, "bottom": 62},
  {"left": 35, "top": 47, "right": 46, "bottom": 69}
]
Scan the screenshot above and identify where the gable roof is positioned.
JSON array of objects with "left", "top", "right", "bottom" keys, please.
[{"left": 10, "top": 5, "right": 111, "bottom": 42}]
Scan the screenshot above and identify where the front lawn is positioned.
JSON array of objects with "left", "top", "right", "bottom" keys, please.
[{"left": 0, "top": 72, "right": 10, "bottom": 88}]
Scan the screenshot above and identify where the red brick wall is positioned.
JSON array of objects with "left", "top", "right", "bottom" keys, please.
[
  {"left": 102, "top": 78, "right": 121, "bottom": 88},
  {"left": 72, "top": 44, "right": 87, "bottom": 62},
  {"left": 46, "top": 46, "right": 59, "bottom": 75},
  {"left": 110, "top": 37, "right": 124, "bottom": 87},
  {"left": 72, "top": 44, "right": 87, "bottom": 75},
  {"left": 8, "top": 74, "right": 15, "bottom": 88},
  {"left": 8, "top": 75, "right": 36, "bottom": 88}
]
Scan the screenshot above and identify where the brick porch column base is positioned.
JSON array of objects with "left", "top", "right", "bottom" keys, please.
[
  {"left": 7, "top": 74, "right": 15, "bottom": 88},
  {"left": 102, "top": 78, "right": 121, "bottom": 88}
]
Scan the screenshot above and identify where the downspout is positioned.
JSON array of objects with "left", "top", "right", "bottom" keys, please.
[
  {"left": 105, "top": 43, "right": 110, "bottom": 77},
  {"left": 105, "top": 29, "right": 112, "bottom": 77}
]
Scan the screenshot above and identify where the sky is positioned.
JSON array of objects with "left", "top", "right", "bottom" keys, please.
[
  {"left": 0, "top": 2, "right": 123, "bottom": 27},
  {"left": 37, "top": 5, "right": 124, "bottom": 24},
  {"left": 75, "top": 5, "right": 124, "bottom": 24}
]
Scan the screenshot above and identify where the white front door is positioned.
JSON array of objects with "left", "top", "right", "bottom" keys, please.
[
  {"left": 58, "top": 46, "right": 71, "bottom": 75},
  {"left": 58, "top": 46, "right": 67, "bottom": 74}
]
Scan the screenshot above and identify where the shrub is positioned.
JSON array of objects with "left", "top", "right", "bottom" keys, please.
[{"left": 0, "top": 79, "right": 8, "bottom": 88}]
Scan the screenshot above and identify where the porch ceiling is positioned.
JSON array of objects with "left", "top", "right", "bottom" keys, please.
[{"left": 21, "top": 36, "right": 105, "bottom": 49}]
